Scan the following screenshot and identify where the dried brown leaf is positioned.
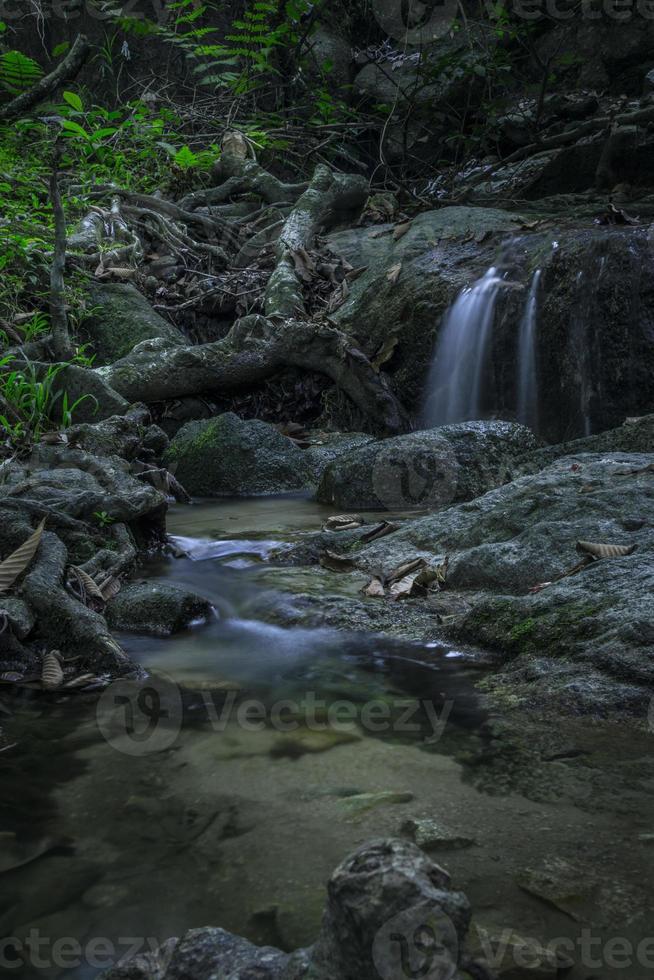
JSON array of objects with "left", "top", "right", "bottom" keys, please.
[
  {"left": 393, "top": 220, "right": 412, "bottom": 241},
  {"left": 41, "top": 651, "right": 64, "bottom": 691},
  {"left": 576, "top": 541, "right": 637, "bottom": 560},
  {"left": 320, "top": 550, "right": 358, "bottom": 573},
  {"left": 386, "top": 262, "right": 402, "bottom": 285},
  {"left": 69, "top": 565, "right": 105, "bottom": 604},
  {"left": 363, "top": 576, "right": 386, "bottom": 597},
  {"left": 0, "top": 518, "right": 45, "bottom": 594}
]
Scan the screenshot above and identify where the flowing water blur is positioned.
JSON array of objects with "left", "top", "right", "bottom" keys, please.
[
  {"left": 1, "top": 497, "right": 653, "bottom": 980},
  {"left": 423, "top": 267, "right": 503, "bottom": 426},
  {"left": 517, "top": 268, "right": 541, "bottom": 432}
]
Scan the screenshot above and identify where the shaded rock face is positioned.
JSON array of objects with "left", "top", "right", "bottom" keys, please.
[
  {"left": 82, "top": 283, "right": 185, "bottom": 366},
  {"left": 327, "top": 207, "right": 523, "bottom": 411},
  {"left": 106, "top": 582, "right": 212, "bottom": 636},
  {"left": 329, "top": 213, "right": 654, "bottom": 441},
  {"left": 100, "top": 838, "right": 471, "bottom": 980},
  {"left": 492, "top": 228, "right": 654, "bottom": 442},
  {"left": 164, "top": 413, "right": 313, "bottom": 496},
  {"left": 357, "top": 451, "right": 654, "bottom": 714},
  {"left": 317, "top": 421, "right": 539, "bottom": 510}
]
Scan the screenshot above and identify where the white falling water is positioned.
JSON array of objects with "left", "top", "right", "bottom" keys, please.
[
  {"left": 516, "top": 269, "right": 541, "bottom": 431},
  {"left": 423, "top": 267, "right": 503, "bottom": 427}
]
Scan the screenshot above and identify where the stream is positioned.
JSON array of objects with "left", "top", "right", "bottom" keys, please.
[{"left": 1, "top": 497, "right": 653, "bottom": 979}]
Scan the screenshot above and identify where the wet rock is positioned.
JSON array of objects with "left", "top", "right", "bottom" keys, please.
[
  {"left": 402, "top": 818, "right": 477, "bottom": 851},
  {"left": 106, "top": 582, "right": 212, "bottom": 636},
  {"left": 101, "top": 839, "right": 472, "bottom": 980},
  {"left": 356, "top": 451, "right": 654, "bottom": 713},
  {"left": 81, "top": 283, "right": 185, "bottom": 365},
  {"left": 326, "top": 207, "right": 522, "bottom": 410},
  {"left": 0, "top": 597, "right": 35, "bottom": 641},
  {"left": 67, "top": 411, "right": 169, "bottom": 462},
  {"left": 317, "top": 421, "right": 539, "bottom": 510},
  {"left": 311, "top": 838, "right": 471, "bottom": 980},
  {"left": 57, "top": 363, "right": 129, "bottom": 422},
  {"left": 518, "top": 414, "right": 654, "bottom": 473},
  {"left": 164, "top": 413, "right": 313, "bottom": 496},
  {"left": 469, "top": 926, "right": 572, "bottom": 979}
]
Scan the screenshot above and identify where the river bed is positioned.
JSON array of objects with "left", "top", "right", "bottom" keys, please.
[{"left": 1, "top": 497, "right": 653, "bottom": 979}]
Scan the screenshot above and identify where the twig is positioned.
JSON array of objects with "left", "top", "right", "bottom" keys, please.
[
  {"left": 49, "top": 142, "right": 73, "bottom": 361},
  {"left": 0, "top": 34, "right": 90, "bottom": 122}
]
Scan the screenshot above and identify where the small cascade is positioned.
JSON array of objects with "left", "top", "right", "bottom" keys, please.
[
  {"left": 423, "top": 267, "right": 503, "bottom": 426},
  {"left": 516, "top": 269, "right": 541, "bottom": 431}
]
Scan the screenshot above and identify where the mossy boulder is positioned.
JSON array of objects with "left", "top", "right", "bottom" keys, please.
[
  {"left": 82, "top": 283, "right": 185, "bottom": 366},
  {"left": 106, "top": 582, "right": 212, "bottom": 636},
  {"left": 163, "top": 413, "right": 314, "bottom": 497},
  {"left": 317, "top": 420, "right": 539, "bottom": 511}
]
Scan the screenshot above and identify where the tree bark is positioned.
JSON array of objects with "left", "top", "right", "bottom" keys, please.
[
  {"left": 0, "top": 35, "right": 90, "bottom": 121},
  {"left": 97, "top": 315, "right": 410, "bottom": 436}
]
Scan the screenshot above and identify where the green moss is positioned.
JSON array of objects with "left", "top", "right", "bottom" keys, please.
[{"left": 509, "top": 618, "right": 536, "bottom": 643}]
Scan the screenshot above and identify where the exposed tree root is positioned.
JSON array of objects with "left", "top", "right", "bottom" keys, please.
[{"left": 97, "top": 314, "right": 409, "bottom": 435}]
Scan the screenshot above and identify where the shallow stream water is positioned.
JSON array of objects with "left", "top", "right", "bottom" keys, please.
[{"left": 1, "top": 496, "right": 653, "bottom": 980}]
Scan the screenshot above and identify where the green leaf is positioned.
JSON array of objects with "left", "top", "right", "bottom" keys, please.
[
  {"left": 173, "top": 144, "right": 198, "bottom": 170},
  {"left": 52, "top": 41, "right": 70, "bottom": 57},
  {"left": 62, "top": 90, "right": 83, "bottom": 112},
  {"left": 61, "top": 119, "right": 90, "bottom": 140}
]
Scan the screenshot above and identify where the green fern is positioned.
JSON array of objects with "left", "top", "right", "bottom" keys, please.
[{"left": 0, "top": 50, "right": 43, "bottom": 95}]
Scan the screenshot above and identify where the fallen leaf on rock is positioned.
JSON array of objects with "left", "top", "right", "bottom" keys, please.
[
  {"left": 290, "top": 247, "right": 316, "bottom": 282},
  {"left": 576, "top": 540, "right": 637, "bottom": 560},
  {"left": 392, "top": 220, "right": 412, "bottom": 241},
  {"left": 360, "top": 521, "right": 399, "bottom": 544},
  {"left": 371, "top": 335, "right": 398, "bottom": 372},
  {"left": 320, "top": 550, "right": 358, "bottom": 573},
  {"left": 390, "top": 570, "right": 424, "bottom": 600},
  {"left": 323, "top": 515, "right": 363, "bottom": 532},
  {"left": 0, "top": 518, "right": 45, "bottom": 594},
  {"left": 386, "top": 261, "right": 402, "bottom": 284},
  {"left": 387, "top": 557, "right": 427, "bottom": 584},
  {"left": 68, "top": 565, "right": 106, "bottom": 604},
  {"left": 363, "top": 576, "right": 385, "bottom": 597},
  {"left": 99, "top": 576, "right": 121, "bottom": 601},
  {"left": 41, "top": 650, "right": 64, "bottom": 691}
]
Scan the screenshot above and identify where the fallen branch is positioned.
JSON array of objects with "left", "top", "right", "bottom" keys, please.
[
  {"left": 0, "top": 35, "right": 90, "bottom": 122},
  {"left": 97, "top": 314, "right": 410, "bottom": 435},
  {"left": 265, "top": 165, "right": 368, "bottom": 317}
]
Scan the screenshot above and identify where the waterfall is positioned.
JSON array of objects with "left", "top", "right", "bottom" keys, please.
[
  {"left": 423, "top": 267, "right": 503, "bottom": 427},
  {"left": 516, "top": 269, "right": 541, "bottom": 431}
]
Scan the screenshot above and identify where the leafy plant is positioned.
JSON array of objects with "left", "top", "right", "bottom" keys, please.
[
  {"left": 93, "top": 510, "right": 114, "bottom": 527},
  {"left": 0, "top": 50, "right": 42, "bottom": 95}
]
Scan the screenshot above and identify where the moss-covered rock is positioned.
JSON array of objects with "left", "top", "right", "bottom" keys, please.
[
  {"left": 106, "top": 582, "right": 212, "bottom": 636},
  {"left": 164, "top": 413, "right": 314, "bottom": 496},
  {"left": 81, "top": 283, "right": 185, "bottom": 366},
  {"left": 317, "top": 420, "right": 539, "bottom": 510}
]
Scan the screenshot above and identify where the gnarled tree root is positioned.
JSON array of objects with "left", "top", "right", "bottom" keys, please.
[{"left": 97, "top": 314, "right": 410, "bottom": 436}]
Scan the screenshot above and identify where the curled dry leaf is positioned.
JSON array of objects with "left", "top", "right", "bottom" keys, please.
[
  {"left": 320, "top": 550, "right": 358, "bottom": 573},
  {"left": 99, "top": 576, "right": 121, "bottom": 601},
  {"left": 0, "top": 518, "right": 45, "bottom": 594},
  {"left": 360, "top": 521, "right": 399, "bottom": 544},
  {"left": 68, "top": 565, "right": 106, "bottom": 604},
  {"left": 41, "top": 650, "right": 64, "bottom": 691},
  {"left": 392, "top": 220, "right": 412, "bottom": 241},
  {"left": 363, "top": 576, "right": 386, "bottom": 597},
  {"left": 323, "top": 515, "right": 364, "bottom": 532},
  {"left": 386, "top": 261, "right": 402, "bottom": 285},
  {"left": 576, "top": 541, "right": 637, "bottom": 560}
]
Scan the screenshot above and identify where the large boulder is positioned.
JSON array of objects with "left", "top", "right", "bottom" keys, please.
[
  {"left": 106, "top": 582, "right": 213, "bottom": 636},
  {"left": 164, "top": 413, "right": 314, "bottom": 496},
  {"left": 81, "top": 283, "right": 185, "bottom": 366},
  {"left": 356, "top": 452, "right": 654, "bottom": 714},
  {"left": 317, "top": 421, "right": 539, "bottom": 510},
  {"left": 100, "top": 839, "right": 471, "bottom": 980}
]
